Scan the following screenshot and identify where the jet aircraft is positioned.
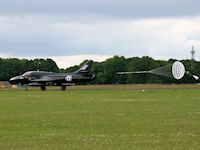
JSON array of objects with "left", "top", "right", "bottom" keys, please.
[{"left": 9, "top": 60, "right": 95, "bottom": 91}]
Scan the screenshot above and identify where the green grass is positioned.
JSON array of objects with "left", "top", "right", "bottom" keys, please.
[{"left": 0, "top": 88, "right": 200, "bottom": 150}]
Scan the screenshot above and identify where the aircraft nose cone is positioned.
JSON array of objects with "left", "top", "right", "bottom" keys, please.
[
  {"left": 9, "top": 77, "right": 16, "bottom": 84},
  {"left": 9, "top": 76, "right": 24, "bottom": 84}
]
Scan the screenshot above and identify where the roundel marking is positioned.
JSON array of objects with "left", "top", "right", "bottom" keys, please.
[{"left": 65, "top": 75, "right": 72, "bottom": 82}]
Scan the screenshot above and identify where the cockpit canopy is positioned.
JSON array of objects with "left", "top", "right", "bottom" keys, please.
[
  {"left": 22, "top": 71, "right": 32, "bottom": 77},
  {"left": 22, "top": 71, "right": 52, "bottom": 78}
]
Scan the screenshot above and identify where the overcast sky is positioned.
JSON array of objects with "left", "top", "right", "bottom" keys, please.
[{"left": 0, "top": 0, "right": 200, "bottom": 68}]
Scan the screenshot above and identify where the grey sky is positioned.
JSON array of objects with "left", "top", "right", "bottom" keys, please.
[
  {"left": 0, "top": 0, "right": 199, "bottom": 18},
  {"left": 0, "top": 0, "right": 200, "bottom": 68}
]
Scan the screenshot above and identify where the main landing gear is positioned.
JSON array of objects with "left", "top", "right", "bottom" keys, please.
[
  {"left": 40, "top": 85, "right": 66, "bottom": 91},
  {"left": 61, "top": 86, "right": 66, "bottom": 91},
  {"left": 41, "top": 85, "right": 46, "bottom": 91},
  {"left": 40, "top": 85, "right": 67, "bottom": 91}
]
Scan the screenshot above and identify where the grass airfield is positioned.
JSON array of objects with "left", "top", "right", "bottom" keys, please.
[{"left": 0, "top": 85, "right": 200, "bottom": 150}]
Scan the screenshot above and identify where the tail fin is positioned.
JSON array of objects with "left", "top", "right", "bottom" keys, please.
[{"left": 74, "top": 60, "right": 93, "bottom": 75}]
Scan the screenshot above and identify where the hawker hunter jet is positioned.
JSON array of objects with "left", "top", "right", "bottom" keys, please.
[{"left": 9, "top": 60, "right": 95, "bottom": 91}]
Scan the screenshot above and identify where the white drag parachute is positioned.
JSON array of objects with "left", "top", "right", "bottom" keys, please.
[
  {"left": 171, "top": 61, "right": 185, "bottom": 80},
  {"left": 117, "top": 61, "right": 199, "bottom": 80}
]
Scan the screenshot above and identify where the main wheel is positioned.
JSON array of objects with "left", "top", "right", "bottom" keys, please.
[
  {"left": 41, "top": 86, "right": 46, "bottom": 91},
  {"left": 61, "top": 86, "right": 66, "bottom": 91}
]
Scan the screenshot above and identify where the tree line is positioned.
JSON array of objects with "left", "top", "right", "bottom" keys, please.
[
  {"left": 0, "top": 56, "right": 199, "bottom": 84},
  {"left": 0, "top": 58, "right": 59, "bottom": 81}
]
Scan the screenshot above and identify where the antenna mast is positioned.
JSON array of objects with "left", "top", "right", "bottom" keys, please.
[{"left": 191, "top": 46, "right": 195, "bottom": 69}]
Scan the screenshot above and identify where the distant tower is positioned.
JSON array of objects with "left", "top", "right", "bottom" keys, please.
[
  {"left": 191, "top": 46, "right": 195, "bottom": 69},
  {"left": 191, "top": 46, "right": 195, "bottom": 60}
]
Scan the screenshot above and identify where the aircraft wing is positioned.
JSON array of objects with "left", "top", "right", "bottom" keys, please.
[
  {"left": 31, "top": 76, "right": 55, "bottom": 82},
  {"left": 31, "top": 75, "right": 66, "bottom": 83},
  {"left": 31, "top": 79, "right": 53, "bottom": 82}
]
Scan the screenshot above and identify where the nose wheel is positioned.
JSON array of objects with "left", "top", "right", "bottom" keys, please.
[{"left": 61, "top": 86, "right": 66, "bottom": 91}]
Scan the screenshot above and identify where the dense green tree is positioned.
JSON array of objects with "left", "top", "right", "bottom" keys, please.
[
  {"left": 0, "top": 58, "right": 59, "bottom": 81},
  {"left": 88, "top": 56, "right": 199, "bottom": 84},
  {"left": 0, "top": 56, "right": 199, "bottom": 84}
]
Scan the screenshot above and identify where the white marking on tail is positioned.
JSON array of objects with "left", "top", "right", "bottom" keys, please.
[{"left": 81, "top": 64, "right": 89, "bottom": 71}]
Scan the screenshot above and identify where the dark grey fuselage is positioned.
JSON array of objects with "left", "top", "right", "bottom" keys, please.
[{"left": 9, "top": 60, "right": 95, "bottom": 91}]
